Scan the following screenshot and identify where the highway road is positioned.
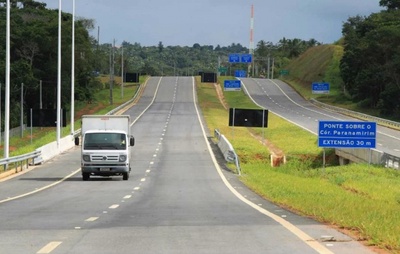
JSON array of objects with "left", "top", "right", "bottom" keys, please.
[
  {"left": 0, "top": 77, "right": 375, "bottom": 253},
  {"left": 240, "top": 78, "right": 400, "bottom": 158}
]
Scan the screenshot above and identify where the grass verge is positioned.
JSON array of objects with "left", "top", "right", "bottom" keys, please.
[{"left": 197, "top": 76, "right": 400, "bottom": 253}]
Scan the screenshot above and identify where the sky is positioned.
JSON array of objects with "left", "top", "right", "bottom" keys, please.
[{"left": 38, "top": 0, "right": 383, "bottom": 47}]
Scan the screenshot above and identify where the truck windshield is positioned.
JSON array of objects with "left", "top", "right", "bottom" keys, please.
[{"left": 83, "top": 133, "right": 127, "bottom": 150}]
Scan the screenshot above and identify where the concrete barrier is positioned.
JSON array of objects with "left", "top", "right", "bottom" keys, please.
[
  {"left": 35, "top": 135, "right": 75, "bottom": 163},
  {"left": 214, "top": 129, "right": 241, "bottom": 174}
]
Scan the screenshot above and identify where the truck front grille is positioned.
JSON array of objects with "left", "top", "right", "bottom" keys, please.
[{"left": 91, "top": 155, "right": 119, "bottom": 162}]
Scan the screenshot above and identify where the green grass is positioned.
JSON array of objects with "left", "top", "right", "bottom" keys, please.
[
  {"left": 198, "top": 76, "right": 400, "bottom": 253},
  {"left": 3, "top": 73, "right": 400, "bottom": 252}
]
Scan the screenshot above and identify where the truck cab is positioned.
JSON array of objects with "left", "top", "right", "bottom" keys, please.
[{"left": 75, "top": 115, "right": 134, "bottom": 181}]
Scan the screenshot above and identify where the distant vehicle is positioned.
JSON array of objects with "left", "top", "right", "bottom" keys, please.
[{"left": 75, "top": 115, "right": 135, "bottom": 181}]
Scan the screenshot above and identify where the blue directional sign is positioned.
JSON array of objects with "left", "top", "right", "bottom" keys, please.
[
  {"left": 241, "top": 54, "right": 253, "bottom": 63},
  {"left": 234, "top": 70, "right": 246, "bottom": 78},
  {"left": 229, "top": 54, "right": 240, "bottom": 63},
  {"left": 312, "top": 82, "right": 330, "bottom": 94},
  {"left": 224, "top": 80, "right": 241, "bottom": 91},
  {"left": 318, "top": 121, "right": 377, "bottom": 148}
]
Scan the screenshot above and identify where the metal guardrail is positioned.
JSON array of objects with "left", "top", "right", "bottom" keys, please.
[
  {"left": 0, "top": 150, "right": 41, "bottom": 171},
  {"left": 214, "top": 129, "right": 241, "bottom": 175},
  {"left": 310, "top": 99, "right": 400, "bottom": 130}
]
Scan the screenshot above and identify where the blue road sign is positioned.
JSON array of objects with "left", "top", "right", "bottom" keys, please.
[
  {"left": 234, "top": 70, "right": 246, "bottom": 78},
  {"left": 241, "top": 54, "right": 253, "bottom": 63},
  {"left": 229, "top": 54, "right": 240, "bottom": 63},
  {"left": 312, "top": 82, "right": 330, "bottom": 94},
  {"left": 224, "top": 80, "right": 241, "bottom": 91},
  {"left": 318, "top": 121, "right": 377, "bottom": 148}
]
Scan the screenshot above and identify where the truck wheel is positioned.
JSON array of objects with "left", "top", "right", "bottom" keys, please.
[
  {"left": 122, "top": 172, "right": 129, "bottom": 180},
  {"left": 82, "top": 173, "right": 90, "bottom": 181}
]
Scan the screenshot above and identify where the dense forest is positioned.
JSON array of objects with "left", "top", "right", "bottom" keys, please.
[
  {"left": 1, "top": 0, "right": 399, "bottom": 129},
  {"left": 340, "top": 0, "right": 400, "bottom": 116}
]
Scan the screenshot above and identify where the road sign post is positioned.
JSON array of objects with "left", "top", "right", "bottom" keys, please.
[
  {"left": 318, "top": 120, "right": 377, "bottom": 168},
  {"left": 318, "top": 121, "right": 377, "bottom": 149},
  {"left": 312, "top": 82, "right": 330, "bottom": 94},
  {"left": 224, "top": 80, "right": 241, "bottom": 91},
  {"left": 228, "top": 54, "right": 240, "bottom": 63}
]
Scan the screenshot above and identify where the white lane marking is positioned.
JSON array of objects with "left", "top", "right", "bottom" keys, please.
[
  {"left": 140, "top": 178, "right": 146, "bottom": 182},
  {"left": 131, "top": 77, "right": 163, "bottom": 126},
  {"left": 85, "top": 217, "right": 99, "bottom": 222},
  {"left": 192, "top": 77, "right": 334, "bottom": 254},
  {"left": 123, "top": 195, "right": 132, "bottom": 199},
  {"left": 150, "top": 161, "right": 154, "bottom": 165},
  {"left": 37, "top": 241, "right": 62, "bottom": 254},
  {"left": 134, "top": 187, "right": 140, "bottom": 190},
  {"left": 146, "top": 169, "right": 151, "bottom": 173},
  {"left": 109, "top": 204, "right": 119, "bottom": 209},
  {"left": 0, "top": 168, "right": 81, "bottom": 204},
  {"left": 75, "top": 227, "right": 81, "bottom": 229}
]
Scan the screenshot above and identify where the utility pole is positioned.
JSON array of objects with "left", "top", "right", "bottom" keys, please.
[
  {"left": 109, "top": 39, "right": 115, "bottom": 105},
  {"left": 20, "top": 83, "right": 23, "bottom": 138},
  {"left": 121, "top": 45, "right": 124, "bottom": 99}
]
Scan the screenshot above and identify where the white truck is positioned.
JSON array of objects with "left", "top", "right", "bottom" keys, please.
[{"left": 75, "top": 115, "right": 135, "bottom": 181}]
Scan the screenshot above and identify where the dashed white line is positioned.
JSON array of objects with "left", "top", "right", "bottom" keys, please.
[
  {"left": 85, "top": 217, "right": 99, "bottom": 222},
  {"left": 140, "top": 178, "right": 146, "bottom": 182},
  {"left": 37, "top": 241, "right": 62, "bottom": 254},
  {"left": 123, "top": 195, "right": 132, "bottom": 199},
  {"left": 134, "top": 187, "right": 140, "bottom": 190},
  {"left": 109, "top": 204, "right": 119, "bottom": 209}
]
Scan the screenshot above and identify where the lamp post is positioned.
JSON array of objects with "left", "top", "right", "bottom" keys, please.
[
  {"left": 4, "top": 0, "right": 11, "bottom": 161},
  {"left": 121, "top": 45, "right": 124, "bottom": 99},
  {"left": 56, "top": 0, "right": 62, "bottom": 147},
  {"left": 71, "top": 0, "right": 75, "bottom": 135}
]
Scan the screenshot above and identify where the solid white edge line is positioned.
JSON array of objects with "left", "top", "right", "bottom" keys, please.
[
  {"left": 131, "top": 77, "right": 163, "bottom": 126},
  {"left": 192, "top": 77, "right": 334, "bottom": 254},
  {"left": 0, "top": 168, "right": 81, "bottom": 204}
]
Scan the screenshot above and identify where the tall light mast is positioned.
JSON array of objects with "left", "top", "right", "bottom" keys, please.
[
  {"left": 249, "top": 4, "right": 255, "bottom": 77},
  {"left": 249, "top": 4, "right": 254, "bottom": 55}
]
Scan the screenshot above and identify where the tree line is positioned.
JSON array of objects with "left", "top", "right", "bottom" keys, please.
[
  {"left": 1, "top": 0, "right": 318, "bottom": 130},
  {"left": 340, "top": 0, "right": 400, "bottom": 116},
  {"left": 3, "top": 0, "right": 397, "bottom": 130}
]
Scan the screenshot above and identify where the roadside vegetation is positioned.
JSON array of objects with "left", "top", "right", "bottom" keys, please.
[
  {"left": 1, "top": 0, "right": 400, "bottom": 252},
  {"left": 197, "top": 76, "right": 400, "bottom": 253},
  {"left": 0, "top": 75, "right": 141, "bottom": 159}
]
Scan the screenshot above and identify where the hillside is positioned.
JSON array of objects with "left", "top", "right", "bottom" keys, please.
[{"left": 282, "top": 44, "right": 345, "bottom": 102}]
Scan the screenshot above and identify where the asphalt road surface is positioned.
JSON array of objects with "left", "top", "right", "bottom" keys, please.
[
  {"left": 0, "top": 77, "right": 375, "bottom": 254},
  {"left": 240, "top": 78, "right": 400, "bottom": 158}
]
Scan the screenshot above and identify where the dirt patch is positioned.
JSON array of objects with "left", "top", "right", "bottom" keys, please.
[
  {"left": 214, "top": 83, "right": 229, "bottom": 110},
  {"left": 75, "top": 102, "right": 107, "bottom": 119}
]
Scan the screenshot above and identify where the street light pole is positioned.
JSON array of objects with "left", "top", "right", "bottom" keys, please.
[
  {"left": 71, "top": 0, "right": 75, "bottom": 135},
  {"left": 4, "top": 0, "right": 11, "bottom": 161},
  {"left": 56, "top": 0, "right": 62, "bottom": 147},
  {"left": 121, "top": 45, "right": 124, "bottom": 99}
]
